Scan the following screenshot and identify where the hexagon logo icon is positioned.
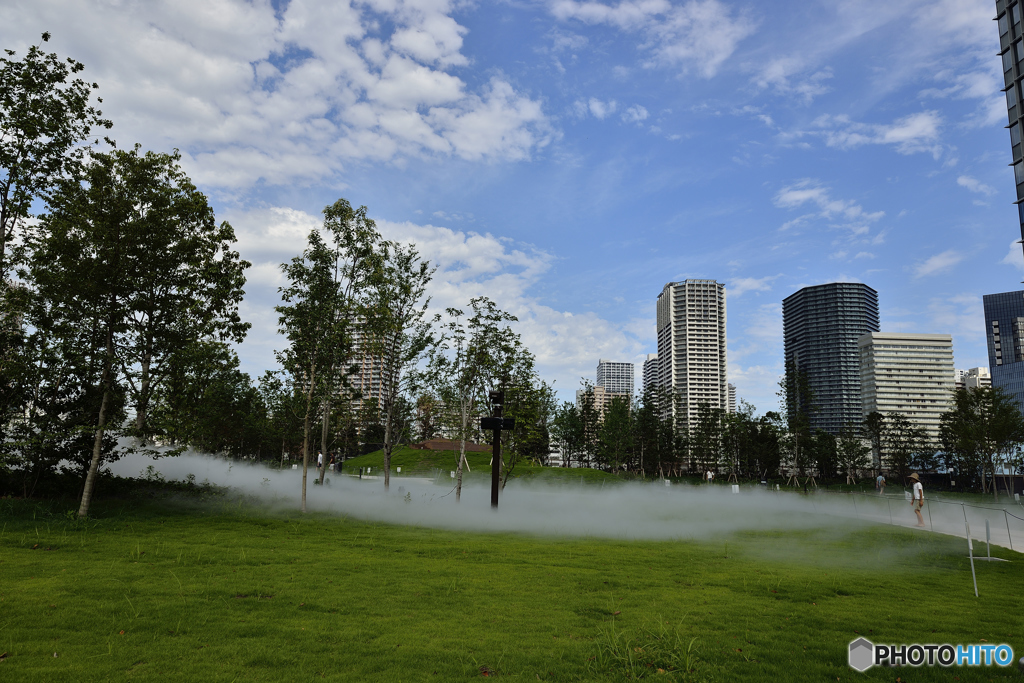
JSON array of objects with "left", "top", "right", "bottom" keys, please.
[{"left": 848, "top": 638, "right": 874, "bottom": 672}]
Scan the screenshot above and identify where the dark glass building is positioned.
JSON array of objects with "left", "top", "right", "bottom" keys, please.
[
  {"left": 782, "top": 283, "right": 880, "bottom": 434},
  {"left": 982, "top": 290, "right": 1024, "bottom": 411},
  {"left": 996, "top": 0, "right": 1024, "bottom": 258}
]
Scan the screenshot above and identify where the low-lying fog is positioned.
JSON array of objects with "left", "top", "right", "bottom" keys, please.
[{"left": 106, "top": 452, "right": 1022, "bottom": 550}]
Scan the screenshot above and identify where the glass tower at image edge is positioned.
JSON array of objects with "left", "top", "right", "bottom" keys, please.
[
  {"left": 996, "top": 0, "right": 1024, "bottom": 259},
  {"left": 782, "top": 282, "right": 880, "bottom": 435},
  {"left": 983, "top": 291, "right": 1024, "bottom": 412}
]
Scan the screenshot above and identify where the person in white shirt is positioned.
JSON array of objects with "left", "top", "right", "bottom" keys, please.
[
  {"left": 909, "top": 472, "right": 925, "bottom": 527},
  {"left": 317, "top": 451, "right": 323, "bottom": 471}
]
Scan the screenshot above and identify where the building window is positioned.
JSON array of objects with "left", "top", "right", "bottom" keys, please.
[{"left": 1002, "top": 13, "right": 1011, "bottom": 36}]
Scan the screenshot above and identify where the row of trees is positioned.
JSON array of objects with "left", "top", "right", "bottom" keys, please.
[
  {"left": 552, "top": 371, "right": 1024, "bottom": 499},
  {"left": 0, "top": 36, "right": 553, "bottom": 513}
]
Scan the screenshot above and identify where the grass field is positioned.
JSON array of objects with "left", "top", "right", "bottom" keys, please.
[
  {"left": 337, "top": 447, "right": 621, "bottom": 484},
  {"left": 1, "top": 490, "right": 1022, "bottom": 682}
]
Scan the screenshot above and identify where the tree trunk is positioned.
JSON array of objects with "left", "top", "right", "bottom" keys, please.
[
  {"left": 301, "top": 411, "right": 310, "bottom": 513},
  {"left": 135, "top": 350, "right": 151, "bottom": 444},
  {"left": 78, "top": 327, "right": 114, "bottom": 518},
  {"left": 383, "top": 401, "right": 393, "bottom": 492},
  {"left": 318, "top": 396, "right": 331, "bottom": 485},
  {"left": 455, "top": 399, "right": 470, "bottom": 502}
]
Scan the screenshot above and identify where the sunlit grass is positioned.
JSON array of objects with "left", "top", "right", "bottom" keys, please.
[{"left": 0, "top": 495, "right": 1021, "bottom": 682}]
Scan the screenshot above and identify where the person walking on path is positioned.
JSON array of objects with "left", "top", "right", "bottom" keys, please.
[
  {"left": 909, "top": 472, "right": 925, "bottom": 527},
  {"left": 876, "top": 473, "right": 886, "bottom": 495},
  {"left": 317, "top": 451, "right": 324, "bottom": 473}
]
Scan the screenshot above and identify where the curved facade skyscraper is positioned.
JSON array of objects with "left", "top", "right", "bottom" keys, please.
[{"left": 782, "top": 283, "right": 879, "bottom": 434}]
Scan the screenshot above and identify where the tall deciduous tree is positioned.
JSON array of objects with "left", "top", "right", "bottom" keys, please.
[
  {"left": 363, "top": 241, "right": 436, "bottom": 490},
  {"left": 597, "top": 395, "right": 632, "bottom": 474},
  {"left": 29, "top": 146, "right": 247, "bottom": 517},
  {"left": 940, "top": 387, "right": 1024, "bottom": 499},
  {"left": 836, "top": 422, "right": 871, "bottom": 484},
  {"left": 551, "top": 401, "right": 584, "bottom": 468},
  {"left": 1, "top": 33, "right": 111, "bottom": 278},
  {"left": 427, "top": 297, "right": 517, "bottom": 502},
  {"left": 276, "top": 200, "right": 379, "bottom": 511}
]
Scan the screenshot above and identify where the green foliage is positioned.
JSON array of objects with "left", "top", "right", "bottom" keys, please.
[
  {"left": 362, "top": 239, "right": 436, "bottom": 488},
  {"left": 0, "top": 32, "right": 112, "bottom": 278},
  {"left": 836, "top": 422, "right": 871, "bottom": 482},
  {"left": 597, "top": 395, "right": 633, "bottom": 474},
  {"left": 425, "top": 296, "right": 520, "bottom": 499},
  {"left": 23, "top": 146, "right": 248, "bottom": 516},
  {"left": 941, "top": 386, "right": 1024, "bottom": 497},
  {"left": 275, "top": 198, "right": 381, "bottom": 507}
]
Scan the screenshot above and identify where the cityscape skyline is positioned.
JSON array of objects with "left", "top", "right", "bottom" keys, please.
[{"left": 2, "top": 1, "right": 1011, "bottom": 412}]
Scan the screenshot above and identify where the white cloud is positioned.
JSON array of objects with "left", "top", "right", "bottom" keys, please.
[
  {"left": 550, "top": 0, "right": 755, "bottom": 78},
  {"left": 956, "top": 175, "right": 997, "bottom": 196},
  {"left": 754, "top": 57, "right": 832, "bottom": 104},
  {"left": 809, "top": 111, "right": 943, "bottom": 158},
  {"left": 3, "top": 0, "right": 552, "bottom": 190},
  {"left": 227, "top": 206, "right": 644, "bottom": 398},
  {"left": 926, "top": 293, "right": 986, "bottom": 366},
  {"left": 728, "top": 275, "right": 779, "bottom": 297},
  {"left": 1001, "top": 240, "right": 1024, "bottom": 271},
  {"left": 622, "top": 104, "right": 649, "bottom": 123},
  {"left": 913, "top": 249, "right": 963, "bottom": 278},
  {"left": 774, "top": 180, "right": 884, "bottom": 225},
  {"left": 572, "top": 97, "right": 620, "bottom": 120}
]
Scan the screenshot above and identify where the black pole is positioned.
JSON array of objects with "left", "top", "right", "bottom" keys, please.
[
  {"left": 491, "top": 425, "right": 500, "bottom": 509},
  {"left": 489, "top": 390, "right": 504, "bottom": 509}
]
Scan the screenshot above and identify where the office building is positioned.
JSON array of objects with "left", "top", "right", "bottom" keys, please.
[
  {"left": 783, "top": 283, "right": 879, "bottom": 434},
  {"left": 858, "top": 332, "right": 955, "bottom": 447},
  {"left": 728, "top": 383, "right": 736, "bottom": 414},
  {"left": 655, "top": 279, "right": 727, "bottom": 430},
  {"left": 995, "top": 0, "right": 1024, "bottom": 263},
  {"left": 955, "top": 367, "right": 992, "bottom": 390},
  {"left": 596, "top": 359, "right": 635, "bottom": 396},
  {"left": 983, "top": 290, "right": 1024, "bottom": 411},
  {"left": 642, "top": 353, "right": 659, "bottom": 394}
]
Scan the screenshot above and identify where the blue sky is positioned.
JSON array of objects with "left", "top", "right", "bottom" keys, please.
[{"left": 3, "top": 0, "right": 1015, "bottom": 411}]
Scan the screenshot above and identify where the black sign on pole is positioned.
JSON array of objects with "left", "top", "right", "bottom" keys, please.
[{"left": 483, "top": 391, "right": 515, "bottom": 509}]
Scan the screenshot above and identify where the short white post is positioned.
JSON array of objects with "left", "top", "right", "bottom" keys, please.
[{"left": 963, "top": 504, "right": 978, "bottom": 597}]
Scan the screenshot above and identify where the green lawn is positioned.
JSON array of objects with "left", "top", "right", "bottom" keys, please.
[
  {"left": 338, "top": 447, "right": 621, "bottom": 484},
  {"left": 0, "top": 493, "right": 1022, "bottom": 682}
]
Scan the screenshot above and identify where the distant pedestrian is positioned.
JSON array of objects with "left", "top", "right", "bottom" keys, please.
[
  {"left": 876, "top": 473, "right": 886, "bottom": 495},
  {"left": 317, "top": 451, "right": 324, "bottom": 471},
  {"left": 706, "top": 470, "right": 714, "bottom": 484},
  {"left": 909, "top": 472, "right": 925, "bottom": 527},
  {"left": 329, "top": 453, "right": 336, "bottom": 472}
]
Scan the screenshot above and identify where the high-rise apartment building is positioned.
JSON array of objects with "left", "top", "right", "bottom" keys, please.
[
  {"left": 655, "top": 279, "right": 727, "bottom": 430},
  {"left": 983, "top": 290, "right": 1024, "bottom": 411},
  {"left": 596, "top": 359, "right": 635, "bottom": 396},
  {"left": 576, "top": 384, "right": 628, "bottom": 418},
  {"left": 728, "top": 383, "right": 736, "bottom": 414},
  {"left": 858, "top": 332, "right": 955, "bottom": 447},
  {"left": 783, "top": 283, "right": 879, "bottom": 434},
  {"left": 642, "top": 353, "right": 659, "bottom": 394},
  {"left": 955, "top": 367, "right": 992, "bottom": 390},
  {"left": 995, "top": 0, "right": 1024, "bottom": 262}
]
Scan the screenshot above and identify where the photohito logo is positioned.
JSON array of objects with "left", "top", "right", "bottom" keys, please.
[{"left": 848, "top": 638, "right": 1015, "bottom": 671}]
